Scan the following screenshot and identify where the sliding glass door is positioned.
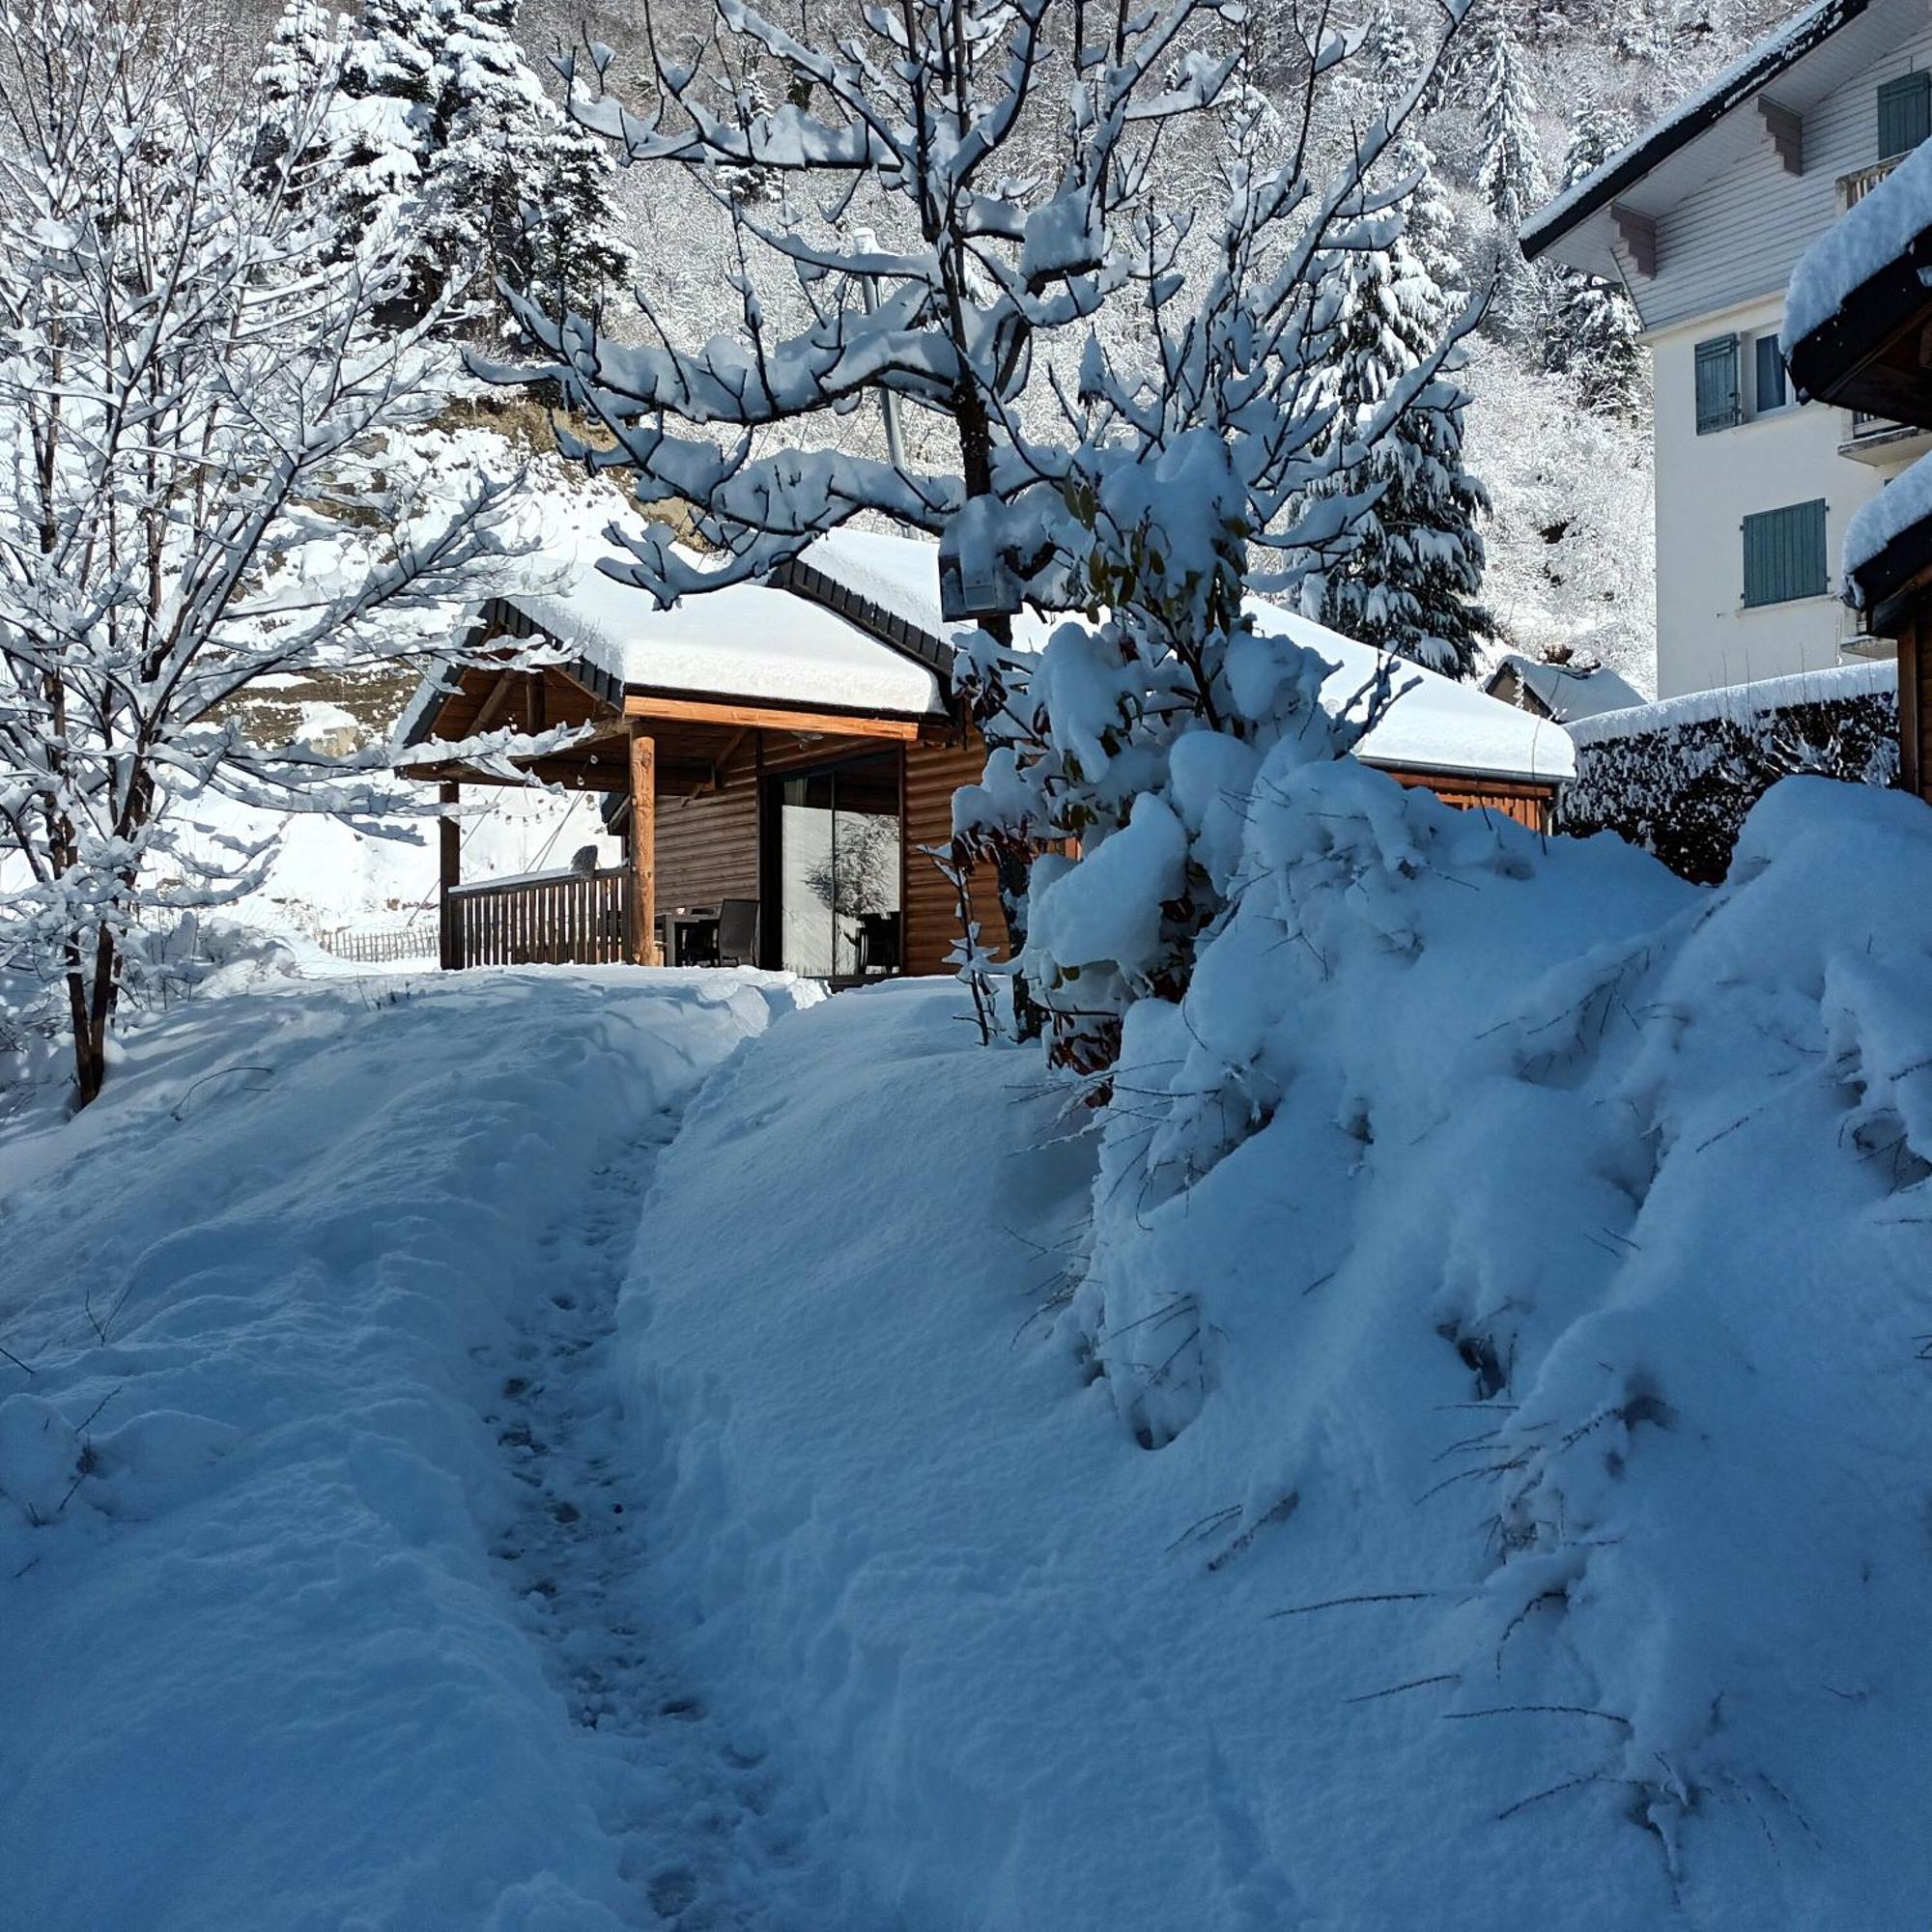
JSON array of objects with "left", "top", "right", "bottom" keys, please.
[{"left": 769, "top": 752, "right": 902, "bottom": 982}]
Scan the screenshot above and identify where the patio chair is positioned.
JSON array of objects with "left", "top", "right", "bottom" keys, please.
[
  {"left": 716, "top": 898, "right": 759, "bottom": 968},
  {"left": 856, "top": 912, "right": 901, "bottom": 977}
]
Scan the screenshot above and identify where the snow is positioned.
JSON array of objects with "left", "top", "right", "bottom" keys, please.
[
  {"left": 1488, "top": 653, "right": 1648, "bottom": 724},
  {"left": 1565, "top": 658, "right": 1894, "bottom": 747},
  {"left": 1786, "top": 135, "right": 1932, "bottom": 358},
  {"left": 8, "top": 765, "right": 1932, "bottom": 1924},
  {"left": 1844, "top": 446, "right": 1932, "bottom": 594},
  {"left": 624, "top": 775, "right": 1932, "bottom": 1927},
  {"left": 515, "top": 565, "right": 946, "bottom": 719},
  {"left": 0, "top": 964, "right": 850, "bottom": 1928},
  {"left": 801, "top": 529, "right": 1576, "bottom": 783}
]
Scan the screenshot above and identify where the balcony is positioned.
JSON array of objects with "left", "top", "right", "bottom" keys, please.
[
  {"left": 1839, "top": 156, "right": 1904, "bottom": 208},
  {"left": 1840, "top": 410, "right": 1931, "bottom": 465}
]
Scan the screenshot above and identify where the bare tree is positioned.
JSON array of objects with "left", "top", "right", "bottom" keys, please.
[
  {"left": 0, "top": 0, "right": 556, "bottom": 1107},
  {"left": 494, "top": 0, "right": 1485, "bottom": 1062}
]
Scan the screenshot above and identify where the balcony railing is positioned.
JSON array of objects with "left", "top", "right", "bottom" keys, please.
[
  {"left": 445, "top": 866, "right": 630, "bottom": 968},
  {"left": 1840, "top": 156, "right": 1903, "bottom": 208}
]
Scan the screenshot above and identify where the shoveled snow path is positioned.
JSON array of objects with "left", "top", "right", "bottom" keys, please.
[
  {"left": 479, "top": 1112, "right": 831, "bottom": 1926},
  {"left": 0, "top": 965, "right": 866, "bottom": 1931}
]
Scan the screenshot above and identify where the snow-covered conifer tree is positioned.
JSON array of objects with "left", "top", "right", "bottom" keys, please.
[
  {"left": 1472, "top": 10, "right": 1545, "bottom": 230},
  {"left": 0, "top": 0, "right": 555, "bottom": 1106},
  {"left": 1299, "top": 191, "right": 1492, "bottom": 677},
  {"left": 426, "top": 0, "right": 631, "bottom": 333},
  {"left": 331, "top": 0, "right": 443, "bottom": 265},
  {"left": 1544, "top": 107, "right": 1644, "bottom": 418},
  {"left": 251, "top": 0, "right": 347, "bottom": 190}
]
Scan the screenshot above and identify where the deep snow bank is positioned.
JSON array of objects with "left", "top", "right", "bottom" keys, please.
[
  {"left": 625, "top": 778, "right": 1932, "bottom": 1931},
  {"left": 0, "top": 967, "right": 817, "bottom": 1931}
]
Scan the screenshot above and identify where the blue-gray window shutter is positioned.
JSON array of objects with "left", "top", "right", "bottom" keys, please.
[
  {"left": 1754, "top": 335, "right": 1787, "bottom": 412},
  {"left": 1695, "top": 335, "right": 1741, "bottom": 433},
  {"left": 1742, "top": 500, "right": 1828, "bottom": 607},
  {"left": 1878, "top": 71, "right": 1931, "bottom": 160}
]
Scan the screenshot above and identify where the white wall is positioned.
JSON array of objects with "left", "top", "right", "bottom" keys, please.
[{"left": 1652, "top": 296, "right": 1914, "bottom": 698}]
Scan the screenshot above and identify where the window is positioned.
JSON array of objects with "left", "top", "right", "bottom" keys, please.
[
  {"left": 1754, "top": 333, "right": 1788, "bottom": 413},
  {"left": 1878, "top": 71, "right": 1931, "bottom": 161},
  {"left": 1694, "top": 334, "right": 1741, "bottom": 434},
  {"left": 1742, "top": 500, "right": 1829, "bottom": 607}
]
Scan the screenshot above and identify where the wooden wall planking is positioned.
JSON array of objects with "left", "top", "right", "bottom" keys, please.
[{"left": 901, "top": 734, "right": 1009, "bottom": 978}]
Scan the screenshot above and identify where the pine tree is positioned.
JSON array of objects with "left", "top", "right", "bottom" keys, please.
[
  {"left": 331, "top": 0, "right": 443, "bottom": 263},
  {"left": 1394, "top": 132, "right": 1460, "bottom": 299},
  {"left": 1545, "top": 107, "right": 1643, "bottom": 417},
  {"left": 1350, "top": 1, "right": 1423, "bottom": 122},
  {"left": 1304, "top": 201, "right": 1493, "bottom": 678},
  {"left": 251, "top": 0, "right": 346, "bottom": 190},
  {"left": 423, "top": 0, "right": 631, "bottom": 332},
  {"left": 1472, "top": 10, "right": 1545, "bottom": 231}
]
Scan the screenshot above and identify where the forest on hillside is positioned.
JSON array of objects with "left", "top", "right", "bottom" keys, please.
[{"left": 210, "top": 0, "right": 1802, "bottom": 696}]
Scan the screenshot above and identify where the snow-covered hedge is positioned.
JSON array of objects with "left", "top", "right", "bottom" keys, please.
[{"left": 1557, "top": 662, "right": 1898, "bottom": 882}]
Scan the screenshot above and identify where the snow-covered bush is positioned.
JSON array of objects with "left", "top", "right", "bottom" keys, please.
[{"left": 1560, "top": 663, "right": 1898, "bottom": 882}]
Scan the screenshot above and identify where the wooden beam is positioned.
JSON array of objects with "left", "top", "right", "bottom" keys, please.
[
  {"left": 439, "top": 781, "right": 460, "bottom": 971},
  {"left": 1758, "top": 98, "right": 1803, "bottom": 175},
  {"left": 1610, "top": 203, "right": 1658, "bottom": 279},
  {"left": 626, "top": 723, "right": 658, "bottom": 966},
  {"left": 405, "top": 756, "right": 715, "bottom": 793},
  {"left": 469, "top": 668, "right": 524, "bottom": 736},
  {"left": 623, "top": 692, "right": 925, "bottom": 740}
]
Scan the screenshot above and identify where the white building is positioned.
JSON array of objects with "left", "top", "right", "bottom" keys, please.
[{"left": 1522, "top": 0, "right": 1932, "bottom": 699}]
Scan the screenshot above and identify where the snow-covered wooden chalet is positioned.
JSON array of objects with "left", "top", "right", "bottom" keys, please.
[{"left": 400, "top": 531, "right": 1574, "bottom": 981}]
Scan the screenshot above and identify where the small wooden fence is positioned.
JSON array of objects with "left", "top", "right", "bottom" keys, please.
[
  {"left": 316, "top": 918, "right": 438, "bottom": 966},
  {"left": 445, "top": 867, "right": 630, "bottom": 968}
]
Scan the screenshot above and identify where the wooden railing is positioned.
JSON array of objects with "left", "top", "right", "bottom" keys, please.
[
  {"left": 1840, "top": 156, "right": 1902, "bottom": 209},
  {"left": 446, "top": 867, "right": 629, "bottom": 968},
  {"left": 318, "top": 919, "right": 437, "bottom": 966}
]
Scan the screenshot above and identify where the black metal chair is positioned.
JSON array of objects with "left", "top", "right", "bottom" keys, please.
[
  {"left": 716, "top": 898, "right": 759, "bottom": 967},
  {"left": 856, "top": 911, "right": 901, "bottom": 977}
]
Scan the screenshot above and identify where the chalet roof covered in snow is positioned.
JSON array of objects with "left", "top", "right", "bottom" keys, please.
[
  {"left": 1785, "top": 137, "right": 1932, "bottom": 420},
  {"left": 397, "top": 526, "right": 949, "bottom": 750},
  {"left": 1520, "top": 0, "right": 1904, "bottom": 286},
  {"left": 1843, "top": 449, "right": 1932, "bottom": 624},
  {"left": 508, "top": 567, "right": 947, "bottom": 720},
  {"left": 1484, "top": 652, "right": 1648, "bottom": 724},
  {"left": 798, "top": 528, "right": 1577, "bottom": 786}
]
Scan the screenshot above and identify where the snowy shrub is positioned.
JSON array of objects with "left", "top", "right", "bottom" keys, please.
[{"left": 1560, "top": 664, "right": 1899, "bottom": 883}]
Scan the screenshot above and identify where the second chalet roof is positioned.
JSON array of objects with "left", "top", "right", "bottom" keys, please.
[
  {"left": 1785, "top": 137, "right": 1932, "bottom": 421},
  {"left": 1484, "top": 653, "right": 1649, "bottom": 724},
  {"left": 797, "top": 529, "right": 1577, "bottom": 785},
  {"left": 1520, "top": 0, "right": 1892, "bottom": 275}
]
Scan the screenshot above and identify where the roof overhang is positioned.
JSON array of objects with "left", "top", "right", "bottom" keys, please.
[
  {"left": 1851, "top": 511, "right": 1932, "bottom": 634},
  {"left": 1520, "top": 0, "right": 1886, "bottom": 291},
  {"left": 1785, "top": 154, "right": 1932, "bottom": 424}
]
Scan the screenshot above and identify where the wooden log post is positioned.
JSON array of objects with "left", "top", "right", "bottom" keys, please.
[
  {"left": 439, "top": 781, "right": 460, "bottom": 971},
  {"left": 633, "top": 725, "right": 659, "bottom": 966}
]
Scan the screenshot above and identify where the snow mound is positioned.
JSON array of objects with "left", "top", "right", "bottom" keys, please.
[
  {"left": 0, "top": 966, "right": 843, "bottom": 1930},
  {"left": 624, "top": 773, "right": 1932, "bottom": 1928}
]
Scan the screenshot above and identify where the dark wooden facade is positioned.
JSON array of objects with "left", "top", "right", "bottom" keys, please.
[
  {"left": 1787, "top": 190, "right": 1932, "bottom": 807},
  {"left": 405, "top": 598, "right": 1558, "bottom": 981}
]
